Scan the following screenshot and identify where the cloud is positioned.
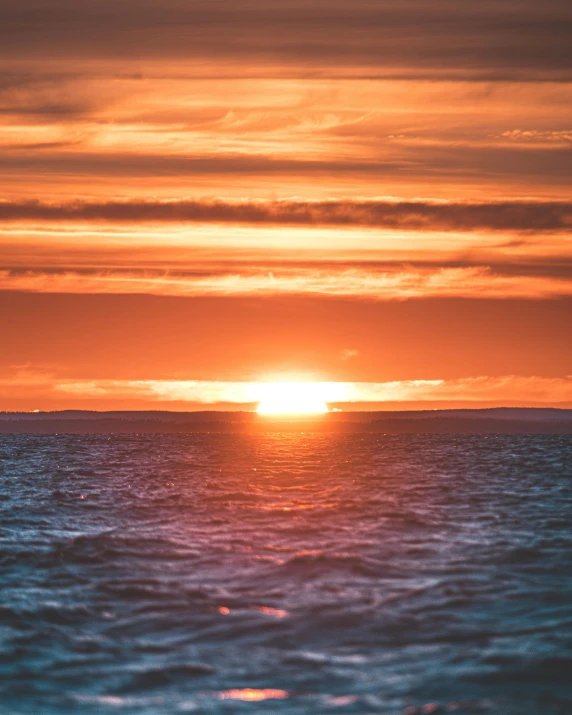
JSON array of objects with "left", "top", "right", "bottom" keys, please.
[
  {"left": 499, "top": 129, "right": 572, "bottom": 144},
  {"left": 344, "top": 376, "right": 572, "bottom": 404},
  {"left": 340, "top": 349, "right": 359, "bottom": 360},
  {"left": 0, "top": 266, "right": 571, "bottom": 300},
  {"left": 1, "top": 198, "right": 571, "bottom": 232},
  {"left": 0, "top": 142, "right": 570, "bottom": 186},
  {"left": 47, "top": 375, "right": 572, "bottom": 406},
  {"left": 3, "top": 369, "right": 572, "bottom": 408},
  {"left": 1, "top": 1, "right": 571, "bottom": 81}
]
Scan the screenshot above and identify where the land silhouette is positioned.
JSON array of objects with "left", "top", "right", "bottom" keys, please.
[{"left": 1, "top": 409, "right": 571, "bottom": 434}]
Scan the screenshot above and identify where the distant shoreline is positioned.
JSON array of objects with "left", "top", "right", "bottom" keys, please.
[{"left": 1, "top": 408, "right": 572, "bottom": 434}]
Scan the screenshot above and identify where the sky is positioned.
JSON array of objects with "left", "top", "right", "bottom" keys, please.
[{"left": 1, "top": 0, "right": 571, "bottom": 411}]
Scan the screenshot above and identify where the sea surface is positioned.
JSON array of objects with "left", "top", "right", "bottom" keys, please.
[{"left": 0, "top": 433, "right": 571, "bottom": 714}]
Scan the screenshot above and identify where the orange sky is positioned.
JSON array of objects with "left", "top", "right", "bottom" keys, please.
[{"left": 1, "top": 0, "right": 571, "bottom": 411}]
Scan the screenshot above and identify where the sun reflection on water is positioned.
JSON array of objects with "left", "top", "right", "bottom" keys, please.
[{"left": 218, "top": 688, "right": 289, "bottom": 701}]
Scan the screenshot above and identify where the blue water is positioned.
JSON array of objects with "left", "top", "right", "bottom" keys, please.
[{"left": 0, "top": 433, "right": 571, "bottom": 714}]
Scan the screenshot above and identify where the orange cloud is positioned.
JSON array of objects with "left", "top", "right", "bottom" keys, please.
[
  {"left": 3, "top": 375, "right": 572, "bottom": 409},
  {"left": 0, "top": 1, "right": 570, "bottom": 409},
  {"left": 1, "top": 198, "right": 570, "bottom": 231},
  {"left": 1, "top": 266, "right": 570, "bottom": 300}
]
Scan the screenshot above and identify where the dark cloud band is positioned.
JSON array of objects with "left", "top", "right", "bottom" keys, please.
[
  {"left": 1, "top": 0, "right": 571, "bottom": 79},
  {"left": 1, "top": 198, "right": 571, "bottom": 232}
]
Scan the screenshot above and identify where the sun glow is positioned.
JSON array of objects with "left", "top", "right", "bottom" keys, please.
[{"left": 255, "top": 382, "right": 332, "bottom": 415}]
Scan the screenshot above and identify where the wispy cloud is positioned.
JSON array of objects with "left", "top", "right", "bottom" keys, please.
[
  {"left": 1, "top": 266, "right": 570, "bottom": 300},
  {"left": 46, "top": 375, "right": 572, "bottom": 406},
  {"left": 498, "top": 129, "right": 572, "bottom": 144},
  {"left": 3, "top": 372, "right": 572, "bottom": 406},
  {"left": 3, "top": 368, "right": 572, "bottom": 409}
]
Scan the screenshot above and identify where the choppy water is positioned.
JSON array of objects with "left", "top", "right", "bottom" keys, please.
[{"left": 0, "top": 434, "right": 571, "bottom": 714}]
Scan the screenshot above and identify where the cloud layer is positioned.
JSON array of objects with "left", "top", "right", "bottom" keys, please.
[
  {"left": 2, "top": 198, "right": 572, "bottom": 232},
  {"left": 2, "top": 1, "right": 571, "bottom": 80},
  {"left": 3, "top": 374, "right": 572, "bottom": 408},
  {"left": 1, "top": 266, "right": 571, "bottom": 300},
  {"left": 1, "top": 0, "right": 570, "bottom": 407}
]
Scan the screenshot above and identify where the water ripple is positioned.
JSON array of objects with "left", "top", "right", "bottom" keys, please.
[{"left": 0, "top": 433, "right": 571, "bottom": 713}]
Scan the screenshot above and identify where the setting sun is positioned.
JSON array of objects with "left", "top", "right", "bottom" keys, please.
[{"left": 255, "top": 382, "right": 330, "bottom": 415}]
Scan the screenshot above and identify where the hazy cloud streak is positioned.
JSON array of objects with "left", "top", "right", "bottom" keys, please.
[
  {"left": 2, "top": 198, "right": 572, "bottom": 232},
  {"left": 1, "top": 267, "right": 571, "bottom": 300},
  {"left": 4, "top": 373, "right": 572, "bottom": 406},
  {"left": 2, "top": 1, "right": 571, "bottom": 80},
  {"left": 47, "top": 375, "right": 572, "bottom": 405}
]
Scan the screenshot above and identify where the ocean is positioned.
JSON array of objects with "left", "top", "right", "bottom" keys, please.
[{"left": 0, "top": 433, "right": 571, "bottom": 714}]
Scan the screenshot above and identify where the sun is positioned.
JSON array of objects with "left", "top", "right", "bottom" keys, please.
[{"left": 255, "top": 382, "right": 330, "bottom": 415}]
